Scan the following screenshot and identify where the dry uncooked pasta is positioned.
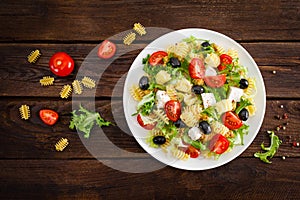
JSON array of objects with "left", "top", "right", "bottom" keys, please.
[
  {"left": 60, "top": 84, "right": 72, "bottom": 99},
  {"left": 55, "top": 138, "right": 69, "bottom": 151},
  {"left": 40, "top": 76, "right": 54, "bottom": 86},
  {"left": 19, "top": 105, "right": 30, "bottom": 120},
  {"left": 27, "top": 49, "right": 41, "bottom": 63}
]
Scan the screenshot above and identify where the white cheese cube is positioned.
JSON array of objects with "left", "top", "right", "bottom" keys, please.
[
  {"left": 205, "top": 66, "right": 217, "bottom": 77},
  {"left": 156, "top": 90, "right": 171, "bottom": 109},
  {"left": 201, "top": 93, "right": 216, "bottom": 109},
  {"left": 228, "top": 86, "right": 244, "bottom": 102},
  {"left": 188, "top": 127, "right": 203, "bottom": 141}
]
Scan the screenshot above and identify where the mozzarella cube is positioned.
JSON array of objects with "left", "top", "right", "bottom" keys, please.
[
  {"left": 156, "top": 90, "right": 171, "bottom": 109},
  {"left": 188, "top": 127, "right": 203, "bottom": 141},
  {"left": 201, "top": 93, "right": 216, "bottom": 109},
  {"left": 228, "top": 86, "right": 244, "bottom": 102}
]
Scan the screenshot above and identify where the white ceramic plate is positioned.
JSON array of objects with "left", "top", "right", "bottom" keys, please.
[{"left": 123, "top": 28, "right": 266, "bottom": 170}]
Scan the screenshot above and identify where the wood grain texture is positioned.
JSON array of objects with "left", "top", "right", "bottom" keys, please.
[
  {"left": 0, "top": 43, "right": 299, "bottom": 98},
  {"left": 1, "top": 159, "right": 300, "bottom": 199},
  {"left": 0, "top": 0, "right": 299, "bottom": 41},
  {"left": 0, "top": 99, "right": 299, "bottom": 159}
]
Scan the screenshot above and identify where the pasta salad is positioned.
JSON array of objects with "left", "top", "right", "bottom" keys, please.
[{"left": 130, "top": 36, "right": 257, "bottom": 160}]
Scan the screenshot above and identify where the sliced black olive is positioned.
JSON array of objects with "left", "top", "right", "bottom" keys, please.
[
  {"left": 199, "top": 121, "right": 212, "bottom": 134},
  {"left": 139, "top": 76, "right": 149, "bottom": 90},
  {"left": 201, "top": 41, "right": 210, "bottom": 47},
  {"left": 169, "top": 57, "right": 181, "bottom": 68},
  {"left": 153, "top": 136, "right": 166, "bottom": 145},
  {"left": 191, "top": 85, "right": 205, "bottom": 94},
  {"left": 239, "top": 79, "right": 249, "bottom": 89},
  {"left": 238, "top": 108, "right": 249, "bottom": 121},
  {"left": 174, "top": 119, "right": 187, "bottom": 128}
]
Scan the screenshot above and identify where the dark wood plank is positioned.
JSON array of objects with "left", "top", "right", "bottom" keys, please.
[
  {"left": 0, "top": 43, "right": 299, "bottom": 98},
  {"left": 0, "top": 99, "right": 299, "bottom": 159},
  {"left": 1, "top": 158, "right": 300, "bottom": 199},
  {"left": 0, "top": 0, "right": 299, "bottom": 41}
]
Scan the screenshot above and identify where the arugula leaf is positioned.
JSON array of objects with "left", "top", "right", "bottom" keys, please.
[
  {"left": 69, "top": 105, "right": 112, "bottom": 138},
  {"left": 254, "top": 131, "right": 282, "bottom": 164},
  {"left": 137, "top": 91, "right": 155, "bottom": 116},
  {"left": 233, "top": 124, "right": 249, "bottom": 145},
  {"left": 201, "top": 106, "right": 219, "bottom": 121},
  {"left": 235, "top": 97, "right": 252, "bottom": 114},
  {"left": 142, "top": 54, "right": 150, "bottom": 64},
  {"left": 182, "top": 134, "right": 206, "bottom": 151}
]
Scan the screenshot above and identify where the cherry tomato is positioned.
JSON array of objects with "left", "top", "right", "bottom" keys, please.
[
  {"left": 39, "top": 109, "right": 59, "bottom": 126},
  {"left": 185, "top": 145, "right": 200, "bottom": 158},
  {"left": 137, "top": 114, "right": 156, "bottom": 130},
  {"left": 149, "top": 51, "right": 168, "bottom": 66},
  {"left": 188, "top": 58, "right": 206, "bottom": 79},
  {"left": 97, "top": 40, "right": 116, "bottom": 59},
  {"left": 49, "top": 52, "right": 74, "bottom": 77},
  {"left": 164, "top": 100, "right": 181, "bottom": 122},
  {"left": 209, "top": 134, "right": 230, "bottom": 154},
  {"left": 222, "top": 111, "right": 243, "bottom": 130},
  {"left": 204, "top": 74, "right": 226, "bottom": 88},
  {"left": 218, "top": 54, "right": 233, "bottom": 71}
]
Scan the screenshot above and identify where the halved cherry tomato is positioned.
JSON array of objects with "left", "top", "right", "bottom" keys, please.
[
  {"left": 97, "top": 40, "right": 116, "bottom": 59},
  {"left": 137, "top": 114, "right": 156, "bottom": 130},
  {"left": 218, "top": 54, "right": 233, "bottom": 71},
  {"left": 49, "top": 52, "right": 74, "bottom": 77},
  {"left": 164, "top": 100, "right": 181, "bottom": 122},
  {"left": 185, "top": 145, "right": 200, "bottom": 158},
  {"left": 188, "top": 58, "right": 206, "bottom": 79},
  {"left": 209, "top": 134, "right": 230, "bottom": 154},
  {"left": 39, "top": 109, "right": 59, "bottom": 126},
  {"left": 149, "top": 51, "right": 168, "bottom": 66},
  {"left": 222, "top": 111, "right": 243, "bottom": 130},
  {"left": 204, "top": 74, "right": 226, "bottom": 88}
]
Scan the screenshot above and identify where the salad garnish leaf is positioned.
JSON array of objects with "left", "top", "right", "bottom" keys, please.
[
  {"left": 254, "top": 131, "right": 282, "bottom": 164},
  {"left": 233, "top": 124, "right": 249, "bottom": 145},
  {"left": 69, "top": 105, "right": 112, "bottom": 138},
  {"left": 137, "top": 91, "right": 156, "bottom": 116},
  {"left": 182, "top": 134, "right": 206, "bottom": 151},
  {"left": 235, "top": 97, "right": 252, "bottom": 114}
]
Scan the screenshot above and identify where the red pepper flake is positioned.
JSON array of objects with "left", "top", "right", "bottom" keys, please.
[
  {"left": 292, "top": 142, "right": 300, "bottom": 147},
  {"left": 283, "top": 113, "right": 288, "bottom": 119}
]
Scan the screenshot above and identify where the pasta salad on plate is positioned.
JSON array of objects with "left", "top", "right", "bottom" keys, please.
[{"left": 123, "top": 29, "right": 265, "bottom": 170}]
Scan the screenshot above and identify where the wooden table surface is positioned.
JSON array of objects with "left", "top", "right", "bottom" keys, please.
[{"left": 1, "top": 0, "right": 300, "bottom": 199}]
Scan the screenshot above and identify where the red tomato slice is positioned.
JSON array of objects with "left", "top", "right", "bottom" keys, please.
[
  {"left": 97, "top": 40, "right": 116, "bottom": 59},
  {"left": 209, "top": 134, "right": 230, "bottom": 154},
  {"left": 204, "top": 74, "right": 226, "bottom": 88},
  {"left": 188, "top": 58, "right": 206, "bottom": 79},
  {"left": 222, "top": 111, "right": 243, "bottom": 130},
  {"left": 164, "top": 100, "right": 181, "bottom": 122},
  {"left": 39, "top": 109, "right": 59, "bottom": 126},
  {"left": 49, "top": 52, "right": 74, "bottom": 77},
  {"left": 137, "top": 114, "right": 156, "bottom": 130},
  {"left": 218, "top": 54, "right": 233, "bottom": 71},
  {"left": 149, "top": 51, "right": 168, "bottom": 66},
  {"left": 185, "top": 145, "right": 200, "bottom": 158}
]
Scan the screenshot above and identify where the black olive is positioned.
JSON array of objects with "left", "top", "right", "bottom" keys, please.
[
  {"left": 238, "top": 108, "right": 249, "bottom": 121},
  {"left": 153, "top": 136, "right": 166, "bottom": 145},
  {"left": 199, "top": 121, "right": 212, "bottom": 134},
  {"left": 174, "top": 119, "right": 187, "bottom": 128},
  {"left": 191, "top": 85, "right": 205, "bottom": 94},
  {"left": 201, "top": 41, "right": 210, "bottom": 47},
  {"left": 239, "top": 79, "right": 249, "bottom": 89},
  {"left": 169, "top": 57, "right": 181, "bottom": 68},
  {"left": 139, "top": 76, "right": 149, "bottom": 90}
]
